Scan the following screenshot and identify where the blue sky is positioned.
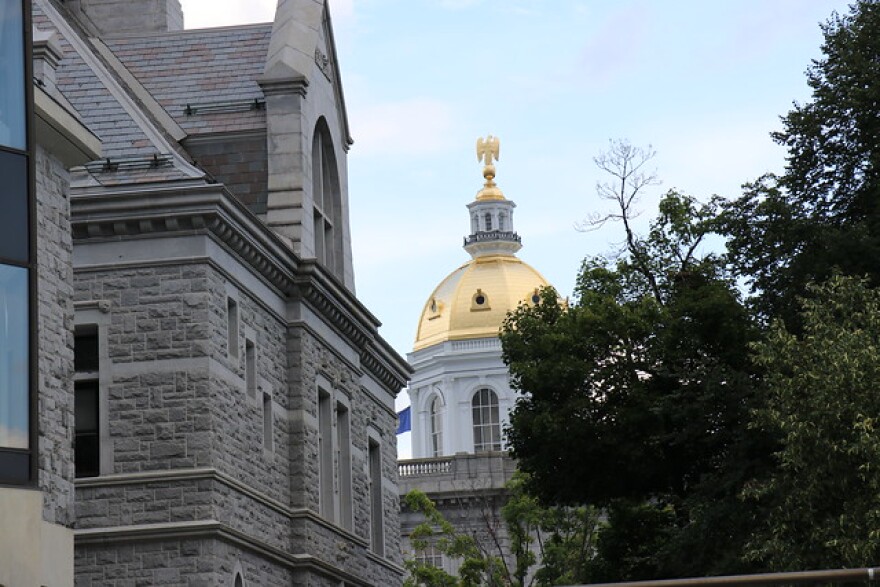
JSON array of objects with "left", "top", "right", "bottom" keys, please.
[{"left": 182, "top": 1, "right": 850, "bottom": 446}]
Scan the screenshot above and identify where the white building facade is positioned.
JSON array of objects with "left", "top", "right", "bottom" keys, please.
[{"left": 399, "top": 138, "right": 551, "bottom": 576}]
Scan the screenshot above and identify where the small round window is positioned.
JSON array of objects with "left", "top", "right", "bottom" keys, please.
[{"left": 471, "top": 289, "right": 490, "bottom": 311}]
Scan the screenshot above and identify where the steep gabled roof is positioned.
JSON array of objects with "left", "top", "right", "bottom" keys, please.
[
  {"left": 103, "top": 24, "right": 272, "bottom": 136},
  {"left": 33, "top": 0, "right": 202, "bottom": 182}
]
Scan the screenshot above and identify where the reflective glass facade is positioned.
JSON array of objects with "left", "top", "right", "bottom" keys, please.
[
  {"left": 0, "top": 0, "right": 32, "bottom": 485},
  {"left": 0, "top": 0, "right": 26, "bottom": 150},
  {"left": 0, "top": 266, "right": 28, "bottom": 449}
]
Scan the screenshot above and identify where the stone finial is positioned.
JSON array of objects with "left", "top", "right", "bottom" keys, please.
[
  {"left": 33, "top": 29, "right": 64, "bottom": 95},
  {"left": 263, "top": 0, "right": 325, "bottom": 82}
]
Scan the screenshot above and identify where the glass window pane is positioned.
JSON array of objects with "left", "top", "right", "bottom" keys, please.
[
  {"left": 0, "top": 150, "right": 28, "bottom": 263},
  {"left": 75, "top": 332, "right": 99, "bottom": 372},
  {"left": 0, "top": 0, "right": 26, "bottom": 150},
  {"left": 75, "top": 381, "right": 100, "bottom": 477},
  {"left": 0, "top": 264, "right": 28, "bottom": 449}
]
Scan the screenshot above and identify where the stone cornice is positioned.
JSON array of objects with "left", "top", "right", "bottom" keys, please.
[
  {"left": 294, "top": 260, "right": 413, "bottom": 391},
  {"left": 70, "top": 182, "right": 411, "bottom": 393},
  {"left": 74, "top": 520, "right": 403, "bottom": 585}
]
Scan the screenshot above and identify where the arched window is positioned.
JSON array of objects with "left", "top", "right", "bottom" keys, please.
[
  {"left": 311, "top": 117, "right": 343, "bottom": 278},
  {"left": 429, "top": 395, "right": 444, "bottom": 457},
  {"left": 234, "top": 572, "right": 244, "bottom": 587},
  {"left": 498, "top": 212, "right": 506, "bottom": 231},
  {"left": 484, "top": 212, "right": 493, "bottom": 231},
  {"left": 471, "top": 213, "right": 479, "bottom": 234},
  {"left": 472, "top": 388, "right": 501, "bottom": 452}
]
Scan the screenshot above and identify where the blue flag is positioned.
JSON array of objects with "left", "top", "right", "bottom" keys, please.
[{"left": 396, "top": 406, "right": 411, "bottom": 434}]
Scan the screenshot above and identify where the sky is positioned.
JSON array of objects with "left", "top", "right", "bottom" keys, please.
[{"left": 180, "top": 0, "right": 851, "bottom": 455}]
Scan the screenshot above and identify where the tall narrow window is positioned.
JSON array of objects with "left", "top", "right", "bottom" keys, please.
[
  {"left": 472, "top": 388, "right": 501, "bottom": 452},
  {"left": 498, "top": 212, "right": 507, "bottom": 231},
  {"left": 336, "top": 401, "right": 352, "bottom": 530},
  {"left": 429, "top": 395, "right": 443, "bottom": 457},
  {"left": 0, "top": 0, "right": 33, "bottom": 485},
  {"left": 484, "top": 212, "right": 492, "bottom": 231},
  {"left": 311, "top": 118, "right": 342, "bottom": 278},
  {"left": 227, "top": 297, "right": 239, "bottom": 358},
  {"left": 369, "top": 438, "right": 384, "bottom": 555},
  {"left": 74, "top": 329, "right": 100, "bottom": 478},
  {"left": 245, "top": 339, "right": 256, "bottom": 397},
  {"left": 318, "top": 389, "right": 334, "bottom": 520},
  {"left": 0, "top": 266, "right": 28, "bottom": 453},
  {"left": 262, "top": 392, "right": 273, "bottom": 451}
]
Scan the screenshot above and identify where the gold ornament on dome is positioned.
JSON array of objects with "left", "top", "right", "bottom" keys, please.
[{"left": 475, "top": 135, "right": 505, "bottom": 201}]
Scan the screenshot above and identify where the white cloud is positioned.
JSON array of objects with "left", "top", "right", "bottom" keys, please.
[
  {"left": 349, "top": 98, "right": 459, "bottom": 157},
  {"left": 182, "top": 0, "right": 276, "bottom": 28}
]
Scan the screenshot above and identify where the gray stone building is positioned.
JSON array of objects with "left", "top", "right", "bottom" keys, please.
[{"left": 3, "top": 0, "right": 411, "bottom": 585}]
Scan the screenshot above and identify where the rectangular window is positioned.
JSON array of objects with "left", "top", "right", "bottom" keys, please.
[
  {"left": 318, "top": 389, "right": 334, "bottom": 520},
  {"left": 0, "top": 265, "right": 29, "bottom": 450},
  {"left": 74, "top": 329, "right": 100, "bottom": 478},
  {"left": 0, "top": 151, "right": 29, "bottom": 264},
  {"left": 262, "top": 392, "right": 273, "bottom": 451},
  {"left": 369, "top": 438, "right": 384, "bottom": 555},
  {"left": 74, "top": 381, "right": 99, "bottom": 478},
  {"left": 245, "top": 339, "right": 256, "bottom": 397},
  {"left": 227, "top": 297, "right": 239, "bottom": 358},
  {"left": 0, "top": 0, "right": 33, "bottom": 485},
  {"left": 336, "top": 402, "right": 351, "bottom": 530},
  {"left": 415, "top": 544, "right": 444, "bottom": 569}
]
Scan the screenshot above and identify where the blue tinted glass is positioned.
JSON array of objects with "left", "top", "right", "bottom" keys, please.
[
  {"left": 0, "top": 264, "right": 28, "bottom": 449},
  {"left": 0, "top": 150, "right": 28, "bottom": 263},
  {"left": 0, "top": 0, "right": 26, "bottom": 150}
]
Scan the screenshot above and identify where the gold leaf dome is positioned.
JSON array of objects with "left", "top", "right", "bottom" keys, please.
[{"left": 414, "top": 254, "right": 550, "bottom": 351}]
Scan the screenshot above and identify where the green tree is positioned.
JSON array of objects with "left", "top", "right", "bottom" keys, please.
[
  {"left": 403, "top": 474, "right": 598, "bottom": 587},
  {"left": 745, "top": 276, "right": 880, "bottom": 570},
  {"left": 502, "top": 184, "right": 769, "bottom": 580},
  {"left": 723, "top": 0, "right": 880, "bottom": 325}
]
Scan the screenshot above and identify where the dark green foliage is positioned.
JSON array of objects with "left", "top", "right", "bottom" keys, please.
[
  {"left": 723, "top": 0, "right": 880, "bottom": 325},
  {"left": 745, "top": 276, "right": 880, "bottom": 570},
  {"left": 503, "top": 191, "right": 769, "bottom": 580},
  {"left": 499, "top": 2, "right": 880, "bottom": 578}
]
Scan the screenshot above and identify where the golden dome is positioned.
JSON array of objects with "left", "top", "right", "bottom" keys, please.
[{"left": 414, "top": 254, "right": 550, "bottom": 351}]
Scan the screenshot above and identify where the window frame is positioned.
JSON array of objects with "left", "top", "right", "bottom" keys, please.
[
  {"left": 471, "top": 387, "right": 502, "bottom": 453},
  {"left": 0, "top": 0, "right": 35, "bottom": 487},
  {"left": 429, "top": 394, "right": 444, "bottom": 458}
]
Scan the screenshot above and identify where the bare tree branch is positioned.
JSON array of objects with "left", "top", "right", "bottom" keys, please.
[{"left": 577, "top": 139, "right": 663, "bottom": 302}]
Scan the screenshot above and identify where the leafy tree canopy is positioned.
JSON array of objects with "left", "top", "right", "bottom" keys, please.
[
  {"left": 723, "top": 0, "right": 880, "bottom": 324},
  {"left": 502, "top": 188, "right": 770, "bottom": 579},
  {"left": 745, "top": 276, "right": 880, "bottom": 570},
  {"left": 402, "top": 473, "right": 598, "bottom": 587}
]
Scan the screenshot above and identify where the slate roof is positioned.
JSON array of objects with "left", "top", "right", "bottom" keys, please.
[
  {"left": 33, "top": 3, "right": 158, "bottom": 160},
  {"left": 32, "top": 0, "right": 204, "bottom": 183},
  {"left": 104, "top": 24, "right": 272, "bottom": 136}
]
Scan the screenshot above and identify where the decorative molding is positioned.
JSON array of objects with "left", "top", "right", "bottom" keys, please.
[
  {"left": 70, "top": 183, "right": 410, "bottom": 394},
  {"left": 74, "top": 519, "right": 400, "bottom": 586},
  {"left": 314, "top": 47, "right": 332, "bottom": 81},
  {"left": 73, "top": 299, "right": 111, "bottom": 314},
  {"left": 258, "top": 74, "right": 309, "bottom": 98},
  {"left": 75, "top": 468, "right": 369, "bottom": 547}
]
